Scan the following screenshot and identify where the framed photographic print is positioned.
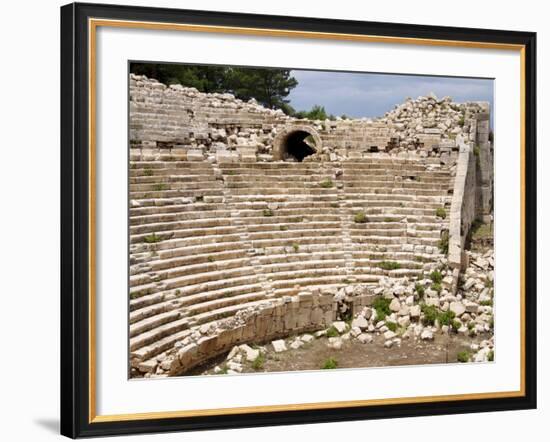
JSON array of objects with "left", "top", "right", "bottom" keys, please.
[{"left": 60, "top": 2, "right": 537, "bottom": 438}]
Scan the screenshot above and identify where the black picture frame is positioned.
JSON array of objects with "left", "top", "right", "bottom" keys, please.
[{"left": 60, "top": 2, "right": 537, "bottom": 438}]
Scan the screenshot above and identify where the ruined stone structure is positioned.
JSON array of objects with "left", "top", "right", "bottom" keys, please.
[{"left": 128, "top": 74, "right": 493, "bottom": 377}]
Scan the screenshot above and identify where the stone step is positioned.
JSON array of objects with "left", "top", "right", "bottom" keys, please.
[
  {"left": 262, "top": 259, "right": 346, "bottom": 274},
  {"left": 184, "top": 291, "right": 269, "bottom": 317},
  {"left": 256, "top": 251, "right": 346, "bottom": 265},
  {"left": 130, "top": 181, "right": 224, "bottom": 192},
  {"left": 130, "top": 316, "right": 191, "bottom": 352},
  {"left": 270, "top": 275, "right": 351, "bottom": 290},
  {"left": 139, "top": 257, "right": 253, "bottom": 284},
  {"left": 248, "top": 228, "right": 342, "bottom": 242},
  {"left": 348, "top": 227, "right": 441, "bottom": 239},
  {"left": 130, "top": 310, "right": 182, "bottom": 338},
  {"left": 130, "top": 201, "right": 227, "bottom": 216},
  {"left": 130, "top": 328, "right": 193, "bottom": 366},
  {"left": 130, "top": 281, "right": 264, "bottom": 314},
  {"left": 156, "top": 241, "right": 250, "bottom": 259},
  {"left": 153, "top": 235, "right": 247, "bottom": 252},
  {"left": 130, "top": 174, "right": 217, "bottom": 184},
  {"left": 150, "top": 249, "right": 247, "bottom": 272},
  {"left": 250, "top": 235, "right": 343, "bottom": 250},
  {"left": 189, "top": 299, "right": 275, "bottom": 326},
  {"left": 130, "top": 218, "right": 235, "bottom": 236},
  {"left": 130, "top": 211, "right": 236, "bottom": 226},
  {"left": 130, "top": 189, "right": 224, "bottom": 199}
]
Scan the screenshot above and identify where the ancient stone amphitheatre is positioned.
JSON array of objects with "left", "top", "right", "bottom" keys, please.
[{"left": 129, "top": 74, "right": 495, "bottom": 378}]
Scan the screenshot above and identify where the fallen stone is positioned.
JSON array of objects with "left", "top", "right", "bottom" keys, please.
[
  {"left": 328, "top": 337, "right": 343, "bottom": 350},
  {"left": 332, "top": 321, "right": 347, "bottom": 333},
  {"left": 272, "top": 339, "right": 287, "bottom": 353},
  {"left": 389, "top": 298, "right": 401, "bottom": 312},
  {"left": 357, "top": 333, "right": 373, "bottom": 344},
  {"left": 351, "top": 316, "right": 369, "bottom": 330},
  {"left": 240, "top": 344, "right": 260, "bottom": 362},
  {"left": 421, "top": 329, "right": 434, "bottom": 340},
  {"left": 410, "top": 305, "right": 421, "bottom": 318},
  {"left": 450, "top": 301, "right": 466, "bottom": 316}
]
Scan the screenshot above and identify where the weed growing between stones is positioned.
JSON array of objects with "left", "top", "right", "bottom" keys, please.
[
  {"left": 378, "top": 261, "right": 401, "bottom": 271},
  {"left": 354, "top": 211, "right": 367, "bottom": 223},
  {"left": 372, "top": 297, "right": 392, "bottom": 321},
  {"left": 322, "top": 357, "right": 338, "bottom": 369},
  {"left": 143, "top": 233, "right": 162, "bottom": 244}
]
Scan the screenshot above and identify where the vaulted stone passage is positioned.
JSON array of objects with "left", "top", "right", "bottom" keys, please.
[
  {"left": 273, "top": 126, "right": 321, "bottom": 161},
  {"left": 283, "top": 130, "right": 317, "bottom": 161}
]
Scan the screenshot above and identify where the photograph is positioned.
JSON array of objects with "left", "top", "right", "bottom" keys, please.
[{"left": 128, "top": 62, "right": 495, "bottom": 379}]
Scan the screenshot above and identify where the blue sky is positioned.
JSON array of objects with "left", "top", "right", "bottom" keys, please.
[{"left": 287, "top": 70, "right": 494, "bottom": 120}]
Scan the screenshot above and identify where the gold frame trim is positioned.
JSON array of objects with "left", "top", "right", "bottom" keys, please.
[{"left": 88, "top": 18, "right": 527, "bottom": 424}]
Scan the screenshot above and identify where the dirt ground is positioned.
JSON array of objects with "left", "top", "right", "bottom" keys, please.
[{"left": 187, "top": 331, "right": 490, "bottom": 376}]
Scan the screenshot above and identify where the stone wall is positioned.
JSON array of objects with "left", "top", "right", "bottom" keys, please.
[
  {"left": 136, "top": 288, "right": 374, "bottom": 376},
  {"left": 129, "top": 74, "right": 490, "bottom": 163}
]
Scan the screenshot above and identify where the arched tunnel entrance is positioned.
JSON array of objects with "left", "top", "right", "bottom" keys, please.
[{"left": 273, "top": 126, "right": 322, "bottom": 161}]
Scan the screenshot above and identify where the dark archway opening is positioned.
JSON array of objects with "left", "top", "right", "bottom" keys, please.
[{"left": 284, "top": 131, "right": 317, "bottom": 162}]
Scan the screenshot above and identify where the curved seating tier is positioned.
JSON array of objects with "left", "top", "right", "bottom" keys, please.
[{"left": 128, "top": 156, "right": 453, "bottom": 374}]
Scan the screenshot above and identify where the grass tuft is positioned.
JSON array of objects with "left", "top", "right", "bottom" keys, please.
[
  {"left": 372, "top": 296, "right": 392, "bottom": 322},
  {"left": 354, "top": 211, "right": 367, "bottom": 223},
  {"left": 378, "top": 261, "right": 401, "bottom": 271},
  {"left": 321, "top": 357, "right": 338, "bottom": 369},
  {"left": 143, "top": 233, "right": 162, "bottom": 244},
  {"left": 319, "top": 178, "right": 334, "bottom": 188}
]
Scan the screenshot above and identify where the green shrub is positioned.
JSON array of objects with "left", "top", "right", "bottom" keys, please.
[
  {"left": 458, "top": 116, "right": 465, "bottom": 127},
  {"left": 143, "top": 168, "right": 154, "bottom": 176},
  {"left": 252, "top": 354, "right": 266, "bottom": 370},
  {"left": 438, "top": 231, "right": 449, "bottom": 254},
  {"left": 488, "top": 350, "right": 495, "bottom": 362},
  {"left": 354, "top": 211, "right": 368, "bottom": 223},
  {"left": 438, "top": 310, "right": 456, "bottom": 326},
  {"left": 430, "top": 270, "right": 443, "bottom": 284},
  {"left": 153, "top": 183, "right": 168, "bottom": 191},
  {"left": 421, "top": 303, "right": 439, "bottom": 326},
  {"left": 143, "top": 233, "right": 162, "bottom": 244},
  {"left": 279, "top": 225, "right": 288, "bottom": 231},
  {"left": 372, "top": 297, "right": 392, "bottom": 322},
  {"left": 319, "top": 178, "right": 334, "bottom": 188},
  {"left": 326, "top": 326, "right": 340, "bottom": 338},
  {"left": 207, "top": 256, "right": 215, "bottom": 263},
  {"left": 435, "top": 207, "right": 447, "bottom": 219},
  {"left": 263, "top": 209, "right": 274, "bottom": 217},
  {"left": 457, "top": 351, "right": 470, "bottom": 363},
  {"left": 386, "top": 321, "right": 398, "bottom": 332},
  {"left": 378, "top": 261, "right": 401, "bottom": 271},
  {"left": 479, "top": 300, "right": 493, "bottom": 306},
  {"left": 452, "top": 319, "right": 462, "bottom": 331},
  {"left": 431, "top": 282, "right": 442, "bottom": 293},
  {"left": 322, "top": 357, "right": 338, "bottom": 369},
  {"left": 292, "top": 243, "right": 300, "bottom": 253},
  {"left": 415, "top": 283, "right": 425, "bottom": 297},
  {"left": 473, "top": 145, "right": 480, "bottom": 157}
]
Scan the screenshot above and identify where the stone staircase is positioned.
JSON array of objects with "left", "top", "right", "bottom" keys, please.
[{"left": 128, "top": 155, "right": 453, "bottom": 373}]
